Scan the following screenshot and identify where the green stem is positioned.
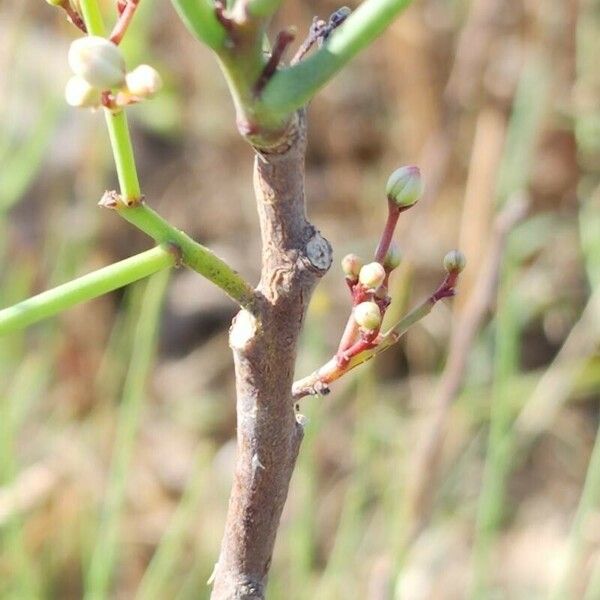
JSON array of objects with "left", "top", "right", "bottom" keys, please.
[
  {"left": 115, "top": 203, "right": 256, "bottom": 310},
  {"left": 79, "top": 0, "right": 105, "bottom": 36},
  {"left": 85, "top": 270, "right": 170, "bottom": 599},
  {"left": 0, "top": 246, "right": 174, "bottom": 336},
  {"left": 77, "top": 0, "right": 255, "bottom": 311},
  {"left": 170, "top": 0, "right": 226, "bottom": 49},
  {"left": 260, "top": 0, "right": 413, "bottom": 116},
  {"left": 105, "top": 110, "right": 141, "bottom": 202}
]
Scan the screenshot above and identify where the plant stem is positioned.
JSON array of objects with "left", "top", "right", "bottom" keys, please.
[
  {"left": 170, "top": 0, "right": 226, "bottom": 50},
  {"left": 77, "top": 0, "right": 255, "bottom": 311},
  {"left": 105, "top": 110, "right": 141, "bottom": 202},
  {"left": 115, "top": 203, "right": 256, "bottom": 310},
  {"left": 293, "top": 279, "right": 453, "bottom": 400},
  {"left": 0, "top": 246, "right": 173, "bottom": 336},
  {"left": 260, "top": 0, "right": 413, "bottom": 115},
  {"left": 79, "top": 0, "right": 105, "bottom": 36},
  {"left": 374, "top": 203, "right": 400, "bottom": 264}
]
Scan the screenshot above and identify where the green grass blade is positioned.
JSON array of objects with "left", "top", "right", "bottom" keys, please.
[{"left": 84, "top": 269, "right": 170, "bottom": 599}]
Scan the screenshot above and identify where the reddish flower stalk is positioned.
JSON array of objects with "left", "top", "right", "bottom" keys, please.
[
  {"left": 374, "top": 201, "right": 401, "bottom": 264},
  {"left": 109, "top": 0, "right": 141, "bottom": 45}
]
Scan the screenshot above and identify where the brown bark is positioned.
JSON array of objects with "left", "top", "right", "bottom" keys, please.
[{"left": 211, "top": 110, "right": 332, "bottom": 599}]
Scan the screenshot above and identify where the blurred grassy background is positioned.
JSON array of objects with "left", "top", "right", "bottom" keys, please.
[{"left": 1, "top": 0, "right": 599, "bottom": 598}]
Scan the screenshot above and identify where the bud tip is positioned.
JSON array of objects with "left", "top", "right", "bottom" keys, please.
[
  {"left": 443, "top": 250, "right": 466, "bottom": 273},
  {"left": 358, "top": 262, "right": 386, "bottom": 289},
  {"left": 385, "top": 165, "right": 423, "bottom": 209}
]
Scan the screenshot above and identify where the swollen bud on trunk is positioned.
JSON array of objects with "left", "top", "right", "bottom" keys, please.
[
  {"left": 385, "top": 165, "right": 423, "bottom": 209},
  {"left": 68, "top": 36, "right": 126, "bottom": 89}
]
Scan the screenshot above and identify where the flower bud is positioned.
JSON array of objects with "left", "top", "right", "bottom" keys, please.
[
  {"left": 68, "top": 36, "right": 126, "bottom": 89},
  {"left": 443, "top": 250, "right": 466, "bottom": 273},
  {"left": 341, "top": 253, "right": 363, "bottom": 279},
  {"left": 46, "top": 0, "right": 66, "bottom": 6},
  {"left": 383, "top": 243, "right": 402, "bottom": 271},
  {"left": 64, "top": 75, "right": 101, "bottom": 108},
  {"left": 125, "top": 64, "right": 163, "bottom": 98},
  {"left": 385, "top": 165, "right": 423, "bottom": 209},
  {"left": 358, "top": 262, "right": 386, "bottom": 289},
  {"left": 354, "top": 301, "right": 382, "bottom": 331}
]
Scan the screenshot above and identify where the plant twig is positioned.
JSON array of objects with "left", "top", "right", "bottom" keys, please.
[
  {"left": 77, "top": 0, "right": 257, "bottom": 312},
  {"left": 254, "top": 27, "right": 296, "bottom": 96},
  {"left": 101, "top": 197, "right": 257, "bottom": 311},
  {"left": 109, "top": 0, "right": 141, "bottom": 45},
  {"left": 0, "top": 246, "right": 174, "bottom": 336},
  {"left": 260, "top": 0, "right": 412, "bottom": 115},
  {"left": 292, "top": 269, "right": 460, "bottom": 400}
]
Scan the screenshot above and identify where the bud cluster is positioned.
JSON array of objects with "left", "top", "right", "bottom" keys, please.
[
  {"left": 334, "top": 165, "right": 465, "bottom": 371},
  {"left": 65, "top": 36, "right": 162, "bottom": 109}
]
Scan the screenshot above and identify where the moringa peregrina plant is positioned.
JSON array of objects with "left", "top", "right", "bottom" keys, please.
[{"left": 2, "top": 0, "right": 465, "bottom": 597}]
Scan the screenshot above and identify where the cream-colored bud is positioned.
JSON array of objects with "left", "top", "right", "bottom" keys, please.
[
  {"left": 125, "top": 64, "right": 162, "bottom": 98},
  {"left": 64, "top": 75, "right": 101, "bottom": 108},
  {"left": 443, "top": 250, "right": 466, "bottom": 273},
  {"left": 354, "top": 301, "right": 382, "bottom": 331},
  {"left": 68, "top": 36, "right": 126, "bottom": 89},
  {"left": 358, "top": 262, "right": 386, "bottom": 289},
  {"left": 341, "top": 253, "right": 363, "bottom": 279},
  {"left": 385, "top": 165, "right": 423, "bottom": 209}
]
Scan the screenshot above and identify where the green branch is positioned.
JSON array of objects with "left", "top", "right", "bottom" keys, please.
[
  {"left": 105, "top": 110, "right": 141, "bottom": 202},
  {"left": 170, "top": 0, "right": 226, "bottom": 49},
  {"left": 114, "top": 203, "right": 256, "bottom": 310},
  {"left": 0, "top": 246, "right": 174, "bottom": 336},
  {"left": 75, "top": 0, "right": 256, "bottom": 311},
  {"left": 260, "top": 0, "right": 413, "bottom": 116}
]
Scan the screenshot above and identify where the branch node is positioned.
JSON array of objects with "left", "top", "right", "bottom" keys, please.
[
  {"left": 98, "top": 190, "right": 121, "bottom": 209},
  {"left": 164, "top": 242, "right": 184, "bottom": 267},
  {"left": 304, "top": 232, "right": 333, "bottom": 273}
]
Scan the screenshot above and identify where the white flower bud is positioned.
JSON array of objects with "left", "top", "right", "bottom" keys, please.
[
  {"left": 358, "top": 262, "right": 386, "bottom": 289},
  {"left": 125, "top": 64, "right": 162, "bottom": 98},
  {"left": 354, "top": 301, "right": 382, "bottom": 331},
  {"left": 386, "top": 165, "right": 423, "bottom": 209},
  {"left": 341, "top": 253, "right": 363, "bottom": 279},
  {"left": 68, "top": 36, "right": 126, "bottom": 89},
  {"left": 64, "top": 75, "right": 101, "bottom": 108},
  {"left": 443, "top": 250, "right": 466, "bottom": 273}
]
